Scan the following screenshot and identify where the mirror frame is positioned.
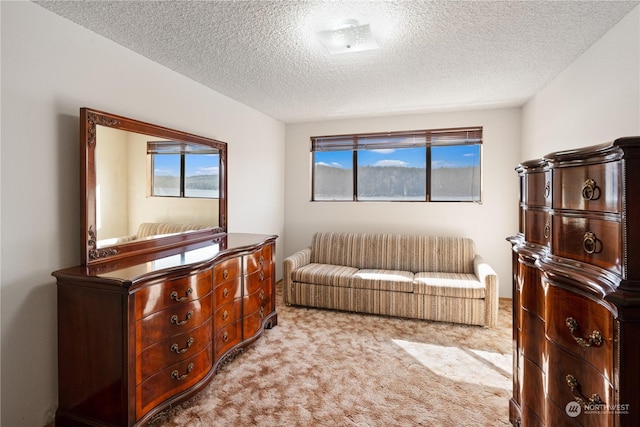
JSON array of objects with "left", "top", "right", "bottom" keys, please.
[{"left": 80, "top": 107, "right": 227, "bottom": 265}]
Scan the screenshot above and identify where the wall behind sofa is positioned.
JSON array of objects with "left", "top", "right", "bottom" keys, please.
[
  {"left": 0, "top": 2, "right": 284, "bottom": 426},
  {"left": 284, "top": 107, "right": 522, "bottom": 299}
]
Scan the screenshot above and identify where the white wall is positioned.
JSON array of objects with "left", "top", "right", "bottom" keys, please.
[
  {"left": 284, "top": 108, "right": 522, "bottom": 299},
  {"left": 522, "top": 5, "right": 640, "bottom": 159},
  {"left": 0, "top": 2, "right": 284, "bottom": 426}
]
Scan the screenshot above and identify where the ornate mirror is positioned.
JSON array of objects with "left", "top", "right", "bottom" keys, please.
[{"left": 81, "top": 108, "right": 227, "bottom": 264}]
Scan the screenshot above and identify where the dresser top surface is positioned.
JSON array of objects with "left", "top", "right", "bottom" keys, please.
[{"left": 53, "top": 233, "right": 277, "bottom": 285}]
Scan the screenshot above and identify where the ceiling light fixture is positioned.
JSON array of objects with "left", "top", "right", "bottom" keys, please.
[{"left": 318, "top": 19, "right": 379, "bottom": 55}]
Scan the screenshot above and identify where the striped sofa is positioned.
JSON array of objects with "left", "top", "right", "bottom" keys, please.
[{"left": 283, "top": 232, "right": 499, "bottom": 327}]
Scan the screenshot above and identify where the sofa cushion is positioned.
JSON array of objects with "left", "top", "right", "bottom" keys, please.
[
  {"left": 137, "top": 222, "right": 211, "bottom": 239},
  {"left": 351, "top": 269, "right": 414, "bottom": 292},
  {"left": 310, "top": 232, "right": 476, "bottom": 273},
  {"left": 291, "top": 263, "right": 358, "bottom": 288},
  {"left": 413, "top": 272, "right": 485, "bottom": 299}
]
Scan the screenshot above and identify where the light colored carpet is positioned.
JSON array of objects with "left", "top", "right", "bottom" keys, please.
[{"left": 151, "top": 282, "right": 513, "bottom": 426}]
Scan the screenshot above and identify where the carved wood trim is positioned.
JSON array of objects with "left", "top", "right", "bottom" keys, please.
[
  {"left": 88, "top": 225, "right": 119, "bottom": 260},
  {"left": 86, "top": 112, "right": 120, "bottom": 147}
]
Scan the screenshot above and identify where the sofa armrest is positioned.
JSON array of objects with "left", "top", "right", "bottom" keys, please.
[
  {"left": 474, "top": 255, "right": 499, "bottom": 328},
  {"left": 283, "top": 247, "right": 312, "bottom": 304}
]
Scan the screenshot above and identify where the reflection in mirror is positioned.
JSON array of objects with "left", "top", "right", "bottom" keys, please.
[
  {"left": 81, "top": 108, "right": 227, "bottom": 264},
  {"left": 95, "top": 126, "right": 220, "bottom": 248}
]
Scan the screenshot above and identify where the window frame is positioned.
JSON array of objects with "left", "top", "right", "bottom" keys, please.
[{"left": 310, "top": 127, "right": 483, "bottom": 203}]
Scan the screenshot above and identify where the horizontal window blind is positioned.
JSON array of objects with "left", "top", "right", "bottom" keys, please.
[
  {"left": 147, "top": 141, "right": 219, "bottom": 155},
  {"left": 312, "top": 127, "right": 482, "bottom": 152}
]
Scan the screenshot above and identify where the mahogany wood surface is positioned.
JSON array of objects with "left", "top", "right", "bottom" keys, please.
[
  {"left": 509, "top": 137, "right": 640, "bottom": 427},
  {"left": 54, "top": 233, "right": 277, "bottom": 427}
]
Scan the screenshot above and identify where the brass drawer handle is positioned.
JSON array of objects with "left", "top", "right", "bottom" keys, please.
[
  {"left": 259, "top": 255, "right": 264, "bottom": 265},
  {"left": 259, "top": 306, "right": 265, "bottom": 319},
  {"left": 170, "top": 288, "right": 192, "bottom": 302},
  {"left": 170, "top": 337, "right": 195, "bottom": 354},
  {"left": 583, "top": 232, "right": 598, "bottom": 254},
  {"left": 222, "top": 331, "right": 229, "bottom": 343},
  {"left": 581, "top": 178, "right": 599, "bottom": 201},
  {"left": 222, "top": 310, "right": 229, "bottom": 321},
  {"left": 259, "top": 289, "right": 265, "bottom": 301},
  {"left": 544, "top": 181, "right": 551, "bottom": 199},
  {"left": 170, "top": 310, "right": 193, "bottom": 326},
  {"left": 171, "top": 363, "right": 194, "bottom": 381},
  {"left": 223, "top": 269, "right": 229, "bottom": 280},
  {"left": 565, "top": 317, "right": 603, "bottom": 347},
  {"left": 222, "top": 287, "right": 229, "bottom": 298},
  {"left": 544, "top": 221, "right": 550, "bottom": 239},
  {"left": 260, "top": 271, "right": 265, "bottom": 281},
  {"left": 566, "top": 374, "right": 604, "bottom": 409}
]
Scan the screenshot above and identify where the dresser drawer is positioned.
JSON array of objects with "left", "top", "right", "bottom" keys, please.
[
  {"left": 136, "top": 344, "right": 212, "bottom": 419},
  {"left": 136, "top": 269, "right": 212, "bottom": 319},
  {"left": 136, "top": 318, "right": 212, "bottom": 383},
  {"left": 137, "top": 293, "right": 212, "bottom": 352},
  {"left": 518, "top": 263, "right": 545, "bottom": 318},
  {"left": 245, "top": 268, "right": 272, "bottom": 295},
  {"left": 244, "top": 307, "right": 269, "bottom": 339},
  {"left": 214, "top": 257, "right": 241, "bottom": 282},
  {"left": 243, "top": 284, "right": 272, "bottom": 316},
  {"left": 521, "top": 310, "right": 546, "bottom": 369},
  {"left": 213, "top": 277, "right": 241, "bottom": 306},
  {"left": 214, "top": 320, "right": 242, "bottom": 360},
  {"left": 552, "top": 215, "right": 621, "bottom": 273},
  {"left": 545, "top": 285, "right": 613, "bottom": 378},
  {"left": 525, "top": 171, "right": 551, "bottom": 208},
  {"left": 213, "top": 299, "right": 241, "bottom": 331},
  {"left": 552, "top": 162, "right": 621, "bottom": 213},
  {"left": 547, "top": 342, "right": 614, "bottom": 427},
  {"left": 524, "top": 209, "right": 551, "bottom": 246},
  {"left": 521, "top": 356, "right": 546, "bottom": 426},
  {"left": 245, "top": 244, "right": 272, "bottom": 275}
]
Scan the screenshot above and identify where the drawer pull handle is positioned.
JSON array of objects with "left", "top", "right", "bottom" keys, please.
[
  {"left": 170, "top": 288, "right": 193, "bottom": 302},
  {"left": 222, "top": 287, "right": 229, "bottom": 298},
  {"left": 223, "top": 269, "right": 229, "bottom": 280},
  {"left": 544, "top": 182, "right": 550, "bottom": 199},
  {"left": 171, "top": 363, "right": 194, "bottom": 381},
  {"left": 544, "top": 221, "right": 550, "bottom": 239},
  {"left": 260, "top": 271, "right": 265, "bottom": 281},
  {"left": 581, "top": 178, "right": 599, "bottom": 201},
  {"left": 583, "top": 232, "right": 599, "bottom": 254},
  {"left": 222, "top": 331, "right": 229, "bottom": 343},
  {"left": 170, "top": 337, "right": 195, "bottom": 354},
  {"left": 566, "top": 374, "right": 604, "bottom": 409},
  {"left": 222, "top": 310, "right": 229, "bottom": 321},
  {"left": 259, "top": 306, "right": 265, "bottom": 319},
  {"left": 170, "top": 310, "right": 193, "bottom": 326},
  {"left": 259, "top": 289, "right": 265, "bottom": 301},
  {"left": 259, "top": 255, "right": 264, "bottom": 265},
  {"left": 565, "top": 317, "right": 603, "bottom": 347}
]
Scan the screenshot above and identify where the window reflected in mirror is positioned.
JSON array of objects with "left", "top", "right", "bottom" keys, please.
[{"left": 149, "top": 141, "right": 220, "bottom": 198}]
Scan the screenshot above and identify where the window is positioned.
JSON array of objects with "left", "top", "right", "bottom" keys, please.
[
  {"left": 148, "top": 141, "right": 220, "bottom": 198},
  {"left": 311, "top": 127, "right": 482, "bottom": 202}
]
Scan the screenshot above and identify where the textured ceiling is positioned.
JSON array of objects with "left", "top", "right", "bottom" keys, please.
[{"left": 35, "top": 0, "right": 638, "bottom": 123}]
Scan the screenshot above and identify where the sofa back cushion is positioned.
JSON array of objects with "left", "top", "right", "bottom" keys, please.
[
  {"left": 310, "top": 232, "right": 475, "bottom": 274},
  {"left": 137, "top": 222, "right": 211, "bottom": 239}
]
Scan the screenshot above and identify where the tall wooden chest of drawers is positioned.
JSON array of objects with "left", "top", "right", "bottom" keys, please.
[
  {"left": 508, "top": 137, "right": 640, "bottom": 426},
  {"left": 53, "top": 233, "right": 277, "bottom": 426}
]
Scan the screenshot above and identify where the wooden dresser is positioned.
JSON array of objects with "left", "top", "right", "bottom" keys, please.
[
  {"left": 53, "top": 233, "right": 277, "bottom": 426},
  {"left": 508, "top": 137, "right": 640, "bottom": 426}
]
